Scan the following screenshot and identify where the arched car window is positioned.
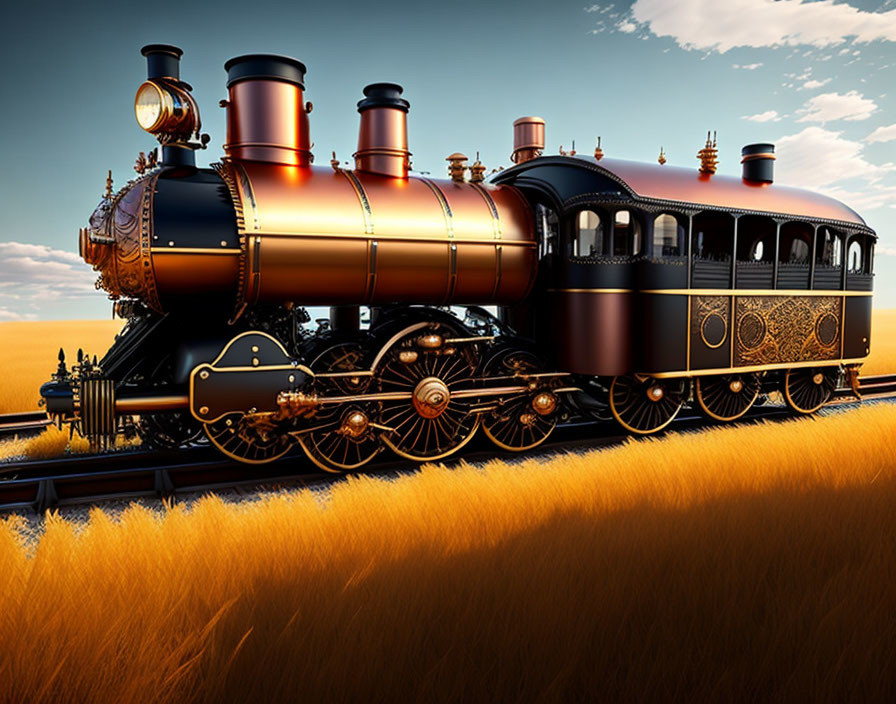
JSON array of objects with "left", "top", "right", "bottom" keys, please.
[
  {"left": 653, "top": 213, "right": 682, "bottom": 257},
  {"left": 536, "top": 204, "right": 559, "bottom": 258},
  {"left": 613, "top": 210, "right": 641, "bottom": 256},
  {"left": 692, "top": 211, "right": 733, "bottom": 261},
  {"left": 848, "top": 239, "right": 863, "bottom": 273},
  {"left": 575, "top": 210, "right": 604, "bottom": 257},
  {"left": 789, "top": 239, "right": 809, "bottom": 262},
  {"left": 816, "top": 227, "right": 842, "bottom": 268},
  {"left": 751, "top": 240, "right": 764, "bottom": 260}
]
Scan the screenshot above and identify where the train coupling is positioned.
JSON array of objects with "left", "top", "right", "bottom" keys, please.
[{"left": 39, "top": 348, "right": 118, "bottom": 450}]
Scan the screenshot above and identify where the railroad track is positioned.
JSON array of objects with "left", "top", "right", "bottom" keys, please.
[
  {"left": 0, "top": 411, "right": 51, "bottom": 438},
  {"left": 0, "top": 405, "right": 818, "bottom": 515},
  {"left": 832, "top": 373, "right": 896, "bottom": 400},
  {"left": 1, "top": 374, "right": 893, "bottom": 515}
]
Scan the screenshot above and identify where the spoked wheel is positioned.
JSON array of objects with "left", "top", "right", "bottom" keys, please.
[
  {"left": 609, "top": 374, "right": 687, "bottom": 435},
  {"left": 140, "top": 412, "right": 204, "bottom": 450},
  {"left": 139, "top": 354, "right": 203, "bottom": 449},
  {"left": 298, "top": 341, "right": 381, "bottom": 473},
  {"left": 695, "top": 372, "right": 762, "bottom": 422},
  {"left": 378, "top": 325, "right": 481, "bottom": 461},
  {"left": 783, "top": 366, "right": 839, "bottom": 414},
  {"left": 204, "top": 412, "right": 294, "bottom": 464},
  {"left": 482, "top": 349, "right": 558, "bottom": 451}
]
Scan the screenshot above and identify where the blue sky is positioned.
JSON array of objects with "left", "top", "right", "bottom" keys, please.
[{"left": 0, "top": 0, "right": 894, "bottom": 320}]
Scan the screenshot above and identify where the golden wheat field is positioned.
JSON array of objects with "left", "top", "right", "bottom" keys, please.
[
  {"left": 1, "top": 403, "right": 895, "bottom": 703},
  {"left": 0, "top": 320, "right": 123, "bottom": 414},
  {"left": 863, "top": 308, "right": 896, "bottom": 375}
]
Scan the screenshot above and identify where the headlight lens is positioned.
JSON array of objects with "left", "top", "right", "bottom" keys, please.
[{"left": 135, "top": 82, "right": 165, "bottom": 132}]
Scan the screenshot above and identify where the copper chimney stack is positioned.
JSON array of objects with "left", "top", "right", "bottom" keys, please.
[
  {"left": 354, "top": 83, "right": 411, "bottom": 179},
  {"left": 511, "top": 117, "right": 545, "bottom": 164},
  {"left": 223, "top": 54, "right": 311, "bottom": 166},
  {"left": 741, "top": 143, "right": 775, "bottom": 183}
]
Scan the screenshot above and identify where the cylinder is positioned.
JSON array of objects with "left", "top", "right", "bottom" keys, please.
[
  {"left": 141, "top": 44, "right": 182, "bottom": 80},
  {"left": 224, "top": 54, "right": 311, "bottom": 166},
  {"left": 511, "top": 117, "right": 545, "bottom": 164},
  {"left": 741, "top": 143, "right": 775, "bottom": 183},
  {"left": 354, "top": 83, "right": 411, "bottom": 179},
  {"left": 330, "top": 305, "right": 360, "bottom": 332}
]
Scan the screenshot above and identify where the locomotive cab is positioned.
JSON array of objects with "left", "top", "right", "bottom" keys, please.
[{"left": 493, "top": 153, "right": 876, "bottom": 385}]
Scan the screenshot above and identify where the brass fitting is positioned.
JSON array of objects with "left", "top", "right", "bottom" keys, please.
[
  {"left": 447, "top": 152, "right": 468, "bottom": 182},
  {"left": 276, "top": 390, "right": 320, "bottom": 418}
]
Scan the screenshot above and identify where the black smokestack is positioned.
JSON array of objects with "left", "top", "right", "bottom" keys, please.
[
  {"left": 141, "top": 44, "right": 183, "bottom": 80},
  {"left": 741, "top": 143, "right": 775, "bottom": 184}
]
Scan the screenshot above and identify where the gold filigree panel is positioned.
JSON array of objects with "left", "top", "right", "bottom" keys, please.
[
  {"left": 90, "top": 174, "right": 163, "bottom": 312},
  {"left": 734, "top": 296, "right": 840, "bottom": 366},
  {"left": 690, "top": 296, "right": 729, "bottom": 350}
]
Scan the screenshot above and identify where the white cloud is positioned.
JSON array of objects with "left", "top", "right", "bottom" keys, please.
[
  {"left": 799, "top": 78, "right": 831, "bottom": 90},
  {"left": 0, "top": 307, "right": 37, "bottom": 322},
  {"left": 0, "top": 241, "right": 98, "bottom": 320},
  {"left": 0, "top": 242, "right": 82, "bottom": 264},
  {"left": 796, "top": 90, "right": 877, "bottom": 122},
  {"left": 865, "top": 124, "right": 896, "bottom": 143},
  {"left": 775, "top": 126, "right": 896, "bottom": 210},
  {"left": 742, "top": 110, "right": 782, "bottom": 123},
  {"left": 733, "top": 62, "right": 763, "bottom": 70},
  {"left": 619, "top": 0, "right": 896, "bottom": 53},
  {"left": 617, "top": 20, "right": 637, "bottom": 33}
]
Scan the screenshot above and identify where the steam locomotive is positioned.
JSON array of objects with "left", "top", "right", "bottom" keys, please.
[{"left": 40, "top": 44, "right": 876, "bottom": 469}]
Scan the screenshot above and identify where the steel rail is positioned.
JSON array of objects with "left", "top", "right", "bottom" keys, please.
[
  {"left": 0, "top": 411, "right": 51, "bottom": 438},
  {"left": 0, "top": 404, "right": 808, "bottom": 515},
  {"left": 1, "top": 374, "right": 893, "bottom": 515},
  {"left": 831, "top": 373, "right": 896, "bottom": 401}
]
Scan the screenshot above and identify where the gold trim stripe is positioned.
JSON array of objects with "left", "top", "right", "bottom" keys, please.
[
  {"left": 253, "top": 231, "right": 536, "bottom": 246},
  {"left": 686, "top": 295, "right": 691, "bottom": 372},
  {"left": 469, "top": 182, "right": 503, "bottom": 239},
  {"left": 341, "top": 169, "right": 375, "bottom": 235},
  {"left": 643, "top": 289, "right": 872, "bottom": 297},
  {"left": 547, "top": 287, "right": 871, "bottom": 297},
  {"left": 645, "top": 357, "right": 867, "bottom": 379},
  {"left": 419, "top": 178, "right": 455, "bottom": 239},
  {"left": 546, "top": 288, "right": 633, "bottom": 294},
  {"left": 234, "top": 162, "right": 260, "bottom": 232},
  {"left": 151, "top": 247, "right": 241, "bottom": 255}
]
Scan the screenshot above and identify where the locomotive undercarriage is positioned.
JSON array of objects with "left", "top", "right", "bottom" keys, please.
[
  {"left": 40, "top": 303, "right": 848, "bottom": 467},
  {"left": 40, "top": 305, "right": 577, "bottom": 470}
]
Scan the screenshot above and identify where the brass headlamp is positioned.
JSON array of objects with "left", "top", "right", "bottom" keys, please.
[
  {"left": 134, "top": 78, "right": 200, "bottom": 139},
  {"left": 135, "top": 45, "right": 203, "bottom": 162}
]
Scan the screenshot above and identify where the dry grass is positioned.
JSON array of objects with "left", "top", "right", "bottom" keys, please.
[
  {"left": 864, "top": 309, "right": 896, "bottom": 375},
  {"left": 0, "top": 426, "right": 90, "bottom": 461},
  {"left": 0, "top": 320, "right": 123, "bottom": 414},
  {"left": 1, "top": 403, "right": 895, "bottom": 703}
]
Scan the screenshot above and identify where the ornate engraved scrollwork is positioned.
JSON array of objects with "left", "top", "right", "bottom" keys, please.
[
  {"left": 734, "top": 296, "right": 840, "bottom": 366},
  {"left": 85, "top": 174, "right": 163, "bottom": 311},
  {"left": 691, "top": 296, "right": 729, "bottom": 350}
]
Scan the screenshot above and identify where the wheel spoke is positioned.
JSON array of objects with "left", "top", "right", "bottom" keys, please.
[
  {"left": 610, "top": 375, "right": 684, "bottom": 434},
  {"left": 784, "top": 367, "right": 836, "bottom": 414}
]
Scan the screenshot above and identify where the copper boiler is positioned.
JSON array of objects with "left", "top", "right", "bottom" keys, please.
[
  {"left": 216, "top": 67, "right": 537, "bottom": 314},
  {"left": 217, "top": 160, "right": 537, "bottom": 312}
]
